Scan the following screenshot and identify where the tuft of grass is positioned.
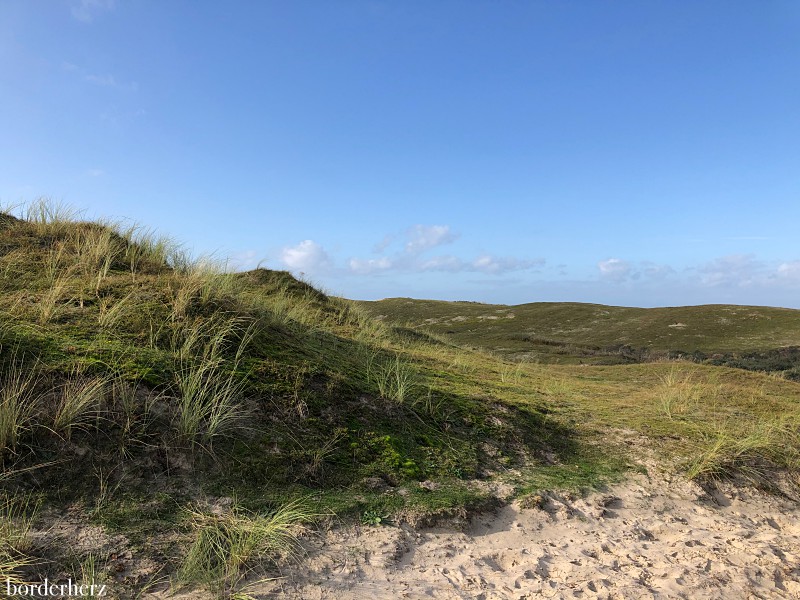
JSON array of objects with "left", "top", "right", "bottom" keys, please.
[
  {"left": 22, "top": 198, "right": 78, "bottom": 237},
  {"left": 686, "top": 417, "right": 798, "bottom": 482},
  {"left": 178, "top": 498, "right": 314, "bottom": 594},
  {"left": 658, "top": 365, "right": 701, "bottom": 420},
  {"left": 171, "top": 318, "right": 255, "bottom": 448},
  {"left": 98, "top": 292, "right": 134, "bottom": 329},
  {"left": 53, "top": 372, "right": 109, "bottom": 440},
  {"left": 79, "top": 553, "right": 107, "bottom": 598},
  {"left": 69, "top": 223, "right": 123, "bottom": 298},
  {"left": 36, "top": 272, "right": 73, "bottom": 325},
  {"left": 499, "top": 361, "right": 526, "bottom": 384},
  {"left": 0, "top": 354, "right": 41, "bottom": 455},
  {"left": 374, "top": 355, "right": 417, "bottom": 404},
  {"left": 119, "top": 223, "right": 182, "bottom": 278}
]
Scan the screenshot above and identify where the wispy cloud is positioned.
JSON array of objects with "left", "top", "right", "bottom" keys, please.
[
  {"left": 777, "top": 261, "right": 800, "bottom": 282},
  {"left": 63, "top": 62, "right": 138, "bottom": 92},
  {"left": 349, "top": 256, "right": 392, "bottom": 274},
  {"left": 598, "top": 258, "right": 633, "bottom": 282},
  {"left": 372, "top": 234, "right": 395, "bottom": 253},
  {"left": 404, "top": 224, "right": 458, "bottom": 254},
  {"left": 71, "top": 0, "right": 115, "bottom": 23},
  {"left": 470, "top": 255, "right": 544, "bottom": 274},
  {"left": 414, "top": 255, "right": 544, "bottom": 274},
  {"left": 598, "top": 258, "right": 679, "bottom": 284},
  {"left": 697, "top": 254, "right": 764, "bottom": 288},
  {"left": 229, "top": 250, "right": 261, "bottom": 271},
  {"left": 350, "top": 224, "right": 542, "bottom": 275}
]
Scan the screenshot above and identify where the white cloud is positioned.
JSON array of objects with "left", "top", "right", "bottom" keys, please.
[
  {"left": 280, "top": 240, "right": 331, "bottom": 273},
  {"left": 598, "top": 258, "right": 632, "bottom": 282},
  {"left": 405, "top": 225, "right": 458, "bottom": 254},
  {"left": 471, "top": 255, "right": 544, "bottom": 275},
  {"left": 71, "top": 0, "right": 115, "bottom": 22},
  {"left": 349, "top": 257, "right": 392, "bottom": 274}
]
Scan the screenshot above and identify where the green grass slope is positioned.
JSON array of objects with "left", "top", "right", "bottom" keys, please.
[{"left": 0, "top": 202, "right": 587, "bottom": 596}]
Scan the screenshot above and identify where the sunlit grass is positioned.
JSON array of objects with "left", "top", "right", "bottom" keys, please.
[{"left": 178, "top": 498, "right": 315, "bottom": 595}]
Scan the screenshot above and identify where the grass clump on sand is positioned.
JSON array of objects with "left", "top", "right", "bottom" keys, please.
[{"left": 178, "top": 498, "right": 314, "bottom": 595}]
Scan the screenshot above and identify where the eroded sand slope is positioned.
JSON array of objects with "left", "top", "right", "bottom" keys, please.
[{"left": 256, "top": 469, "right": 800, "bottom": 600}]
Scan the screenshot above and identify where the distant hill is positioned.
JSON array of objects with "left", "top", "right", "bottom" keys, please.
[{"left": 360, "top": 299, "right": 800, "bottom": 369}]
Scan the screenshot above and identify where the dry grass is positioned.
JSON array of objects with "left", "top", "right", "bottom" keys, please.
[
  {"left": 178, "top": 498, "right": 314, "bottom": 595},
  {"left": 0, "top": 353, "right": 41, "bottom": 455},
  {"left": 0, "top": 493, "right": 38, "bottom": 585},
  {"left": 52, "top": 371, "right": 109, "bottom": 440}
]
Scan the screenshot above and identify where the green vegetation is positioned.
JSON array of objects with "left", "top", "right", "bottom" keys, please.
[
  {"left": 361, "top": 297, "right": 800, "bottom": 369},
  {"left": 0, "top": 200, "right": 796, "bottom": 598}
]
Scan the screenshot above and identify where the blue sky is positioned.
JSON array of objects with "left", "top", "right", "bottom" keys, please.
[{"left": 2, "top": 1, "right": 799, "bottom": 307}]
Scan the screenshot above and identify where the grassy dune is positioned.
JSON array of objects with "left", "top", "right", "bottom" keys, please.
[
  {"left": 0, "top": 201, "right": 797, "bottom": 598},
  {"left": 361, "top": 298, "right": 800, "bottom": 370}
]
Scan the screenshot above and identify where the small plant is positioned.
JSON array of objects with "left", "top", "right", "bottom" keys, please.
[
  {"left": 361, "top": 509, "right": 390, "bottom": 526},
  {"left": 79, "top": 553, "right": 107, "bottom": 598},
  {"left": 112, "top": 378, "right": 154, "bottom": 455},
  {"left": 411, "top": 386, "right": 448, "bottom": 423},
  {"left": 302, "top": 428, "right": 346, "bottom": 482}
]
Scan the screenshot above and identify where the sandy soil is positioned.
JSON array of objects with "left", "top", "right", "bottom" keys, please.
[{"left": 250, "top": 469, "right": 800, "bottom": 600}]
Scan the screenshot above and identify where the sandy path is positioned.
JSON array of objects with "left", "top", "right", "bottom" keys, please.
[{"left": 255, "top": 469, "right": 800, "bottom": 600}]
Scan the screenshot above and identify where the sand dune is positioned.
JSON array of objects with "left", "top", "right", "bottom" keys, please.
[{"left": 256, "top": 468, "right": 800, "bottom": 599}]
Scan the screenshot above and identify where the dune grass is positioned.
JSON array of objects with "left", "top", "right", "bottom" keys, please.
[
  {"left": 178, "top": 498, "right": 314, "bottom": 595},
  {"left": 0, "top": 352, "right": 41, "bottom": 455},
  {"left": 170, "top": 317, "right": 255, "bottom": 448}
]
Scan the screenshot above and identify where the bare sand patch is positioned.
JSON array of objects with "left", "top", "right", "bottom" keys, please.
[{"left": 249, "top": 470, "right": 800, "bottom": 600}]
